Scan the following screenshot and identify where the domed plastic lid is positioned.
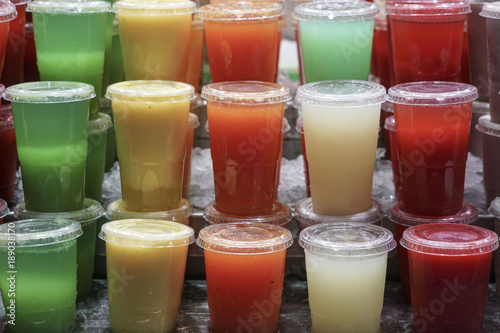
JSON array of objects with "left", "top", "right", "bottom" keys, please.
[
  {"left": 0, "top": 1, "right": 16, "bottom": 22},
  {"left": 295, "top": 116, "right": 303, "bottom": 134},
  {"left": 476, "top": 114, "right": 500, "bottom": 138},
  {"left": 203, "top": 201, "right": 292, "bottom": 226},
  {"left": 388, "top": 81, "right": 478, "bottom": 106},
  {"left": 488, "top": 197, "right": 500, "bottom": 218},
  {"left": 99, "top": 219, "right": 195, "bottom": 247},
  {"left": 0, "top": 219, "right": 82, "bottom": 247},
  {"left": 389, "top": 201, "right": 478, "bottom": 227},
  {"left": 386, "top": 1, "right": 470, "bottom": 16},
  {"left": 381, "top": 101, "right": 394, "bottom": 113},
  {"left": 480, "top": 2, "right": 500, "bottom": 19},
  {"left": 401, "top": 223, "right": 499, "bottom": 255},
  {"left": 15, "top": 198, "right": 105, "bottom": 224},
  {"left": 113, "top": 0, "right": 195, "bottom": 15},
  {"left": 473, "top": 101, "right": 490, "bottom": 114},
  {"left": 106, "top": 199, "right": 194, "bottom": 223},
  {"left": 28, "top": 1, "right": 110, "bottom": 13},
  {"left": 202, "top": 81, "right": 291, "bottom": 105},
  {"left": 4, "top": 81, "right": 96, "bottom": 103},
  {"left": 293, "top": 1, "right": 379, "bottom": 22},
  {"left": 197, "top": 222, "right": 293, "bottom": 254},
  {"left": 89, "top": 112, "right": 113, "bottom": 134},
  {"left": 296, "top": 80, "right": 387, "bottom": 107},
  {"left": 188, "top": 112, "right": 200, "bottom": 130},
  {"left": 294, "top": 198, "right": 384, "bottom": 226},
  {"left": 199, "top": 2, "right": 284, "bottom": 21},
  {"left": 384, "top": 115, "right": 395, "bottom": 132},
  {"left": 0, "top": 109, "right": 13, "bottom": 131},
  {"left": 106, "top": 80, "right": 195, "bottom": 103},
  {"left": 0, "top": 199, "right": 8, "bottom": 219},
  {"left": 299, "top": 222, "right": 396, "bottom": 257}
]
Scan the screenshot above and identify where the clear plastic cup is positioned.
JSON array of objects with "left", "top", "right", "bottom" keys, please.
[
  {"left": 99, "top": 219, "right": 194, "bottom": 333},
  {"left": 295, "top": 116, "right": 311, "bottom": 198},
  {"left": 481, "top": 2, "right": 500, "bottom": 121},
  {"left": 15, "top": 198, "right": 105, "bottom": 300},
  {"left": 203, "top": 200, "right": 291, "bottom": 226},
  {"left": 114, "top": 0, "right": 195, "bottom": 82},
  {"left": 468, "top": 1, "right": 489, "bottom": 101},
  {"left": 469, "top": 101, "right": 489, "bottom": 158},
  {"left": 487, "top": 196, "right": 500, "bottom": 297},
  {"left": 23, "top": 22, "right": 39, "bottom": 82},
  {"left": 187, "top": 13, "right": 204, "bottom": 92},
  {"left": 299, "top": 223, "right": 396, "bottom": 333},
  {"left": 293, "top": 1, "right": 379, "bottom": 83},
  {"left": 0, "top": 99, "right": 17, "bottom": 205},
  {"left": 182, "top": 112, "right": 200, "bottom": 199},
  {"left": 373, "top": 13, "right": 390, "bottom": 90},
  {"left": 1, "top": 0, "right": 27, "bottom": 88},
  {"left": 201, "top": 81, "right": 291, "bottom": 215},
  {"left": 0, "top": 219, "right": 82, "bottom": 333},
  {"left": 476, "top": 114, "right": 500, "bottom": 206},
  {"left": 200, "top": 1, "right": 284, "bottom": 83},
  {"left": 197, "top": 222, "right": 293, "bottom": 333},
  {"left": 0, "top": 1, "right": 17, "bottom": 79},
  {"left": 100, "top": 98, "right": 117, "bottom": 172},
  {"left": 388, "top": 81, "right": 478, "bottom": 216},
  {"left": 0, "top": 198, "right": 8, "bottom": 224},
  {"left": 384, "top": 115, "right": 402, "bottom": 201},
  {"left": 4, "top": 81, "right": 96, "bottom": 212},
  {"left": 401, "top": 223, "right": 498, "bottom": 333},
  {"left": 386, "top": 1, "right": 470, "bottom": 84},
  {"left": 106, "top": 80, "right": 195, "bottom": 212},
  {"left": 296, "top": 80, "right": 387, "bottom": 216},
  {"left": 389, "top": 201, "right": 478, "bottom": 299}
]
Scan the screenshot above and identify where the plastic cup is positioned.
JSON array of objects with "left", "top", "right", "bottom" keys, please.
[
  {"left": 476, "top": 114, "right": 500, "bottom": 206},
  {"left": 23, "top": 22, "right": 39, "bottom": 82},
  {"left": 106, "top": 80, "right": 195, "bottom": 212},
  {"left": 468, "top": 1, "right": 489, "bottom": 101},
  {"left": 0, "top": 100, "right": 17, "bottom": 205},
  {"left": 401, "top": 223, "right": 498, "bottom": 333},
  {"left": 114, "top": 0, "right": 195, "bottom": 82},
  {"left": 384, "top": 115, "right": 402, "bottom": 201},
  {"left": 108, "top": 18, "right": 125, "bottom": 86},
  {"left": 182, "top": 112, "right": 200, "bottom": 199},
  {"left": 28, "top": 1, "right": 110, "bottom": 121},
  {"left": 0, "top": 219, "right": 82, "bottom": 333},
  {"left": 389, "top": 201, "right": 478, "bottom": 299},
  {"left": 481, "top": 2, "right": 500, "bottom": 122},
  {"left": 0, "top": 198, "right": 8, "bottom": 224},
  {"left": 470, "top": 101, "right": 489, "bottom": 158},
  {"left": 4, "top": 81, "right": 95, "bottom": 212},
  {"left": 388, "top": 81, "right": 478, "bottom": 216},
  {"left": 15, "top": 199, "right": 105, "bottom": 300},
  {"left": 99, "top": 219, "right": 194, "bottom": 333},
  {"left": 293, "top": 1, "right": 378, "bottom": 83},
  {"left": 386, "top": 1, "right": 470, "bottom": 84},
  {"left": 296, "top": 80, "right": 387, "bottom": 216},
  {"left": 295, "top": 116, "right": 311, "bottom": 197},
  {"left": 197, "top": 222, "right": 293, "bottom": 333},
  {"left": 201, "top": 81, "right": 291, "bottom": 215},
  {"left": 2, "top": 0, "right": 27, "bottom": 88},
  {"left": 373, "top": 13, "right": 390, "bottom": 89},
  {"left": 487, "top": 197, "right": 500, "bottom": 297},
  {"left": 200, "top": 2, "right": 284, "bottom": 83},
  {"left": 101, "top": 0, "right": 114, "bottom": 98},
  {"left": 187, "top": 13, "right": 204, "bottom": 92},
  {"left": 0, "top": 1, "right": 17, "bottom": 79},
  {"left": 100, "top": 98, "right": 117, "bottom": 172},
  {"left": 85, "top": 112, "right": 112, "bottom": 201},
  {"left": 299, "top": 223, "right": 396, "bottom": 333}
]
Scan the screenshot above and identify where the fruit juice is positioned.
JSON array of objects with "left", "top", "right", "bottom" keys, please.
[
  {"left": 2, "top": 2, "right": 27, "bottom": 87},
  {"left": 374, "top": 14, "right": 390, "bottom": 89},
  {"left": 108, "top": 19, "right": 125, "bottom": 85},
  {"left": 187, "top": 16, "right": 204, "bottom": 92},
  {"left": 29, "top": 1, "right": 110, "bottom": 120},
  {"left": 101, "top": 98, "right": 117, "bottom": 172},
  {"left": 115, "top": 0, "right": 194, "bottom": 82},
  {"left": 201, "top": 2, "right": 283, "bottom": 83},
  {"left": 482, "top": 3, "right": 500, "bottom": 122},
  {"left": 182, "top": 113, "right": 199, "bottom": 199},
  {"left": 106, "top": 81, "right": 193, "bottom": 212},
  {"left": 0, "top": 2, "right": 16, "bottom": 79},
  {"left": 101, "top": 219, "right": 194, "bottom": 333},
  {"left": 0, "top": 110, "right": 17, "bottom": 204}
]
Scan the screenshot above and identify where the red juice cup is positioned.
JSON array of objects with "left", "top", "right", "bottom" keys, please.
[
  {"left": 389, "top": 201, "right": 478, "bottom": 299},
  {"left": 182, "top": 112, "right": 200, "bottom": 199},
  {"left": 401, "top": 223, "right": 498, "bottom": 333},
  {"left": 388, "top": 81, "right": 478, "bottom": 216},
  {"left": 0, "top": 101, "right": 17, "bottom": 205},
  {"left": 481, "top": 3, "right": 500, "bottom": 122},
  {"left": 197, "top": 222, "right": 293, "bottom": 333},
  {"left": 0, "top": 198, "right": 8, "bottom": 224},
  {"left": 487, "top": 197, "right": 500, "bottom": 298},
  {"left": 384, "top": 115, "right": 402, "bottom": 201},
  {"left": 469, "top": 101, "right": 489, "bottom": 158},
  {"left": 374, "top": 13, "right": 390, "bottom": 90},
  {"left": 476, "top": 114, "right": 500, "bottom": 206},
  {"left": 386, "top": 1, "right": 470, "bottom": 84},
  {"left": 295, "top": 116, "right": 310, "bottom": 198},
  {"left": 200, "top": 2, "right": 284, "bottom": 83},
  {"left": 2, "top": 0, "right": 27, "bottom": 88},
  {"left": 0, "top": 2, "right": 17, "bottom": 79},
  {"left": 468, "top": 1, "right": 489, "bottom": 101},
  {"left": 201, "top": 81, "right": 291, "bottom": 216}
]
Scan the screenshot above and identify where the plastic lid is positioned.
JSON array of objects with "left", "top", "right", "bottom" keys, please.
[
  {"left": 0, "top": 199, "right": 8, "bottom": 219},
  {"left": 473, "top": 100, "right": 490, "bottom": 114},
  {"left": 488, "top": 197, "right": 500, "bottom": 218},
  {"left": 0, "top": 219, "right": 82, "bottom": 247},
  {"left": 388, "top": 81, "right": 478, "bottom": 106},
  {"left": 99, "top": 219, "right": 195, "bottom": 247},
  {"left": 375, "top": 13, "right": 387, "bottom": 30},
  {"left": 401, "top": 223, "right": 499, "bottom": 256},
  {"left": 0, "top": 109, "right": 13, "bottom": 131},
  {"left": 106, "top": 80, "right": 195, "bottom": 103},
  {"left": 4, "top": 81, "right": 96, "bottom": 103},
  {"left": 389, "top": 201, "right": 478, "bottom": 227},
  {"left": 204, "top": 201, "right": 292, "bottom": 226},
  {"left": 0, "top": 1, "right": 16, "bottom": 22},
  {"left": 480, "top": 2, "right": 500, "bottom": 18},
  {"left": 199, "top": 2, "right": 284, "bottom": 21},
  {"left": 89, "top": 112, "right": 113, "bottom": 134},
  {"left": 295, "top": 116, "right": 303, "bottom": 134},
  {"left": 476, "top": 114, "right": 500, "bottom": 138},
  {"left": 381, "top": 101, "right": 394, "bottom": 113},
  {"left": 202, "top": 81, "right": 291, "bottom": 105},
  {"left": 192, "top": 12, "right": 204, "bottom": 30},
  {"left": 190, "top": 93, "right": 206, "bottom": 110},
  {"left": 384, "top": 115, "right": 395, "bottom": 132},
  {"left": 294, "top": 198, "right": 384, "bottom": 226},
  {"left": 386, "top": 1, "right": 471, "bottom": 16},
  {"left": 113, "top": 0, "right": 195, "bottom": 15},
  {"left": 15, "top": 198, "right": 105, "bottom": 224},
  {"left": 28, "top": 1, "right": 111, "bottom": 13},
  {"left": 296, "top": 80, "right": 387, "bottom": 107},
  {"left": 106, "top": 199, "right": 193, "bottom": 223},
  {"left": 299, "top": 222, "right": 396, "bottom": 257},
  {"left": 293, "top": 1, "right": 379, "bottom": 22},
  {"left": 196, "top": 222, "right": 293, "bottom": 254},
  {"left": 188, "top": 112, "right": 200, "bottom": 130},
  {"left": 10, "top": 0, "right": 32, "bottom": 5}
]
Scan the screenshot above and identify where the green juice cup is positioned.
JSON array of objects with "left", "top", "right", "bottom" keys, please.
[
  {"left": 28, "top": 1, "right": 110, "bottom": 120},
  {"left": 101, "top": 98, "right": 117, "bottom": 172},
  {"left": 14, "top": 199, "right": 105, "bottom": 300},
  {"left": 0, "top": 219, "right": 82, "bottom": 333},
  {"left": 4, "top": 81, "right": 95, "bottom": 212}
]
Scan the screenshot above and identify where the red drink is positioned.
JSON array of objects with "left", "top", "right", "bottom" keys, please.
[
  {"left": 389, "top": 81, "right": 478, "bottom": 216},
  {"left": 2, "top": 1, "right": 27, "bottom": 87},
  {"left": 373, "top": 14, "right": 390, "bottom": 89},
  {"left": 0, "top": 105, "right": 17, "bottom": 205},
  {"left": 401, "top": 223, "right": 498, "bottom": 333}
]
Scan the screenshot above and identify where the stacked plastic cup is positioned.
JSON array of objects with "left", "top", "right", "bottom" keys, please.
[
  {"left": 182, "top": 113, "right": 200, "bottom": 199},
  {"left": 481, "top": 2, "right": 500, "bottom": 122},
  {"left": 469, "top": 101, "right": 490, "bottom": 158},
  {"left": 384, "top": 115, "right": 402, "bottom": 201},
  {"left": 468, "top": 0, "right": 490, "bottom": 101}
]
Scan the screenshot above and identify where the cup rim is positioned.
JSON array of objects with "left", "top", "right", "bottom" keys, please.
[
  {"left": 106, "top": 80, "right": 196, "bottom": 103},
  {"left": 488, "top": 197, "right": 500, "bottom": 217},
  {"left": 386, "top": 1, "right": 471, "bottom": 17},
  {"left": 203, "top": 201, "right": 292, "bottom": 226},
  {"left": 0, "top": 108, "right": 13, "bottom": 131},
  {"left": 0, "top": 199, "right": 8, "bottom": 219},
  {"left": 28, "top": 0, "right": 111, "bottom": 13},
  {"left": 384, "top": 115, "right": 395, "bottom": 132},
  {"left": 201, "top": 81, "right": 292, "bottom": 105},
  {"left": 293, "top": 1, "right": 379, "bottom": 22},
  {"left": 199, "top": 1, "right": 284, "bottom": 21},
  {"left": 89, "top": 112, "right": 113, "bottom": 134},
  {"left": 388, "top": 81, "right": 478, "bottom": 106},
  {"left": 0, "top": 1, "right": 16, "bottom": 22},
  {"left": 480, "top": 1, "right": 500, "bottom": 19},
  {"left": 106, "top": 199, "right": 194, "bottom": 222},
  {"left": 113, "top": 0, "right": 195, "bottom": 15},
  {"left": 4, "top": 81, "right": 96, "bottom": 103},
  {"left": 188, "top": 112, "right": 200, "bottom": 130},
  {"left": 476, "top": 114, "right": 500, "bottom": 138}
]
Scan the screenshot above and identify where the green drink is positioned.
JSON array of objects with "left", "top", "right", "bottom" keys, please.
[
  {"left": 14, "top": 199, "right": 105, "bottom": 300},
  {"left": 294, "top": 1, "right": 379, "bottom": 83},
  {"left": 4, "top": 81, "right": 95, "bottom": 212},
  {"left": 109, "top": 17, "right": 125, "bottom": 85},
  {"left": 28, "top": 1, "right": 110, "bottom": 120},
  {"left": 0, "top": 219, "right": 82, "bottom": 333},
  {"left": 86, "top": 112, "right": 112, "bottom": 201}
]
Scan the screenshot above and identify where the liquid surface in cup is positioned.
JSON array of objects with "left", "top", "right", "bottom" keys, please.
[{"left": 0, "top": 110, "right": 16, "bottom": 204}]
